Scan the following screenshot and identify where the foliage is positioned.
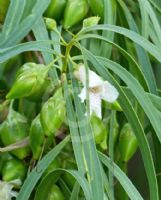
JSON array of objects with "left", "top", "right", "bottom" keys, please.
[{"left": 0, "top": 0, "right": 161, "bottom": 199}]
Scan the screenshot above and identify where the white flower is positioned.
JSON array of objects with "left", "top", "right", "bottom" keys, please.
[
  {"left": 0, "top": 180, "right": 19, "bottom": 200},
  {"left": 74, "top": 64, "right": 119, "bottom": 118}
]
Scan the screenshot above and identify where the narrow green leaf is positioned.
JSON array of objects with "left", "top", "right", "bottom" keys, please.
[
  {"left": 2, "top": 0, "right": 26, "bottom": 37},
  {"left": 63, "top": 79, "right": 86, "bottom": 176},
  {"left": 0, "top": 0, "right": 51, "bottom": 47},
  {"left": 99, "top": 152, "right": 144, "bottom": 200},
  {"left": 0, "top": 41, "right": 59, "bottom": 63},
  {"left": 32, "top": 17, "right": 58, "bottom": 82},
  {"left": 100, "top": 0, "right": 116, "bottom": 58},
  {"left": 69, "top": 63, "right": 104, "bottom": 200},
  {"left": 34, "top": 169, "right": 91, "bottom": 200},
  {"left": 81, "top": 48, "right": 159, "bottom": 200},
  {"left": 138, "top": 0, "right": 161, "bottom": 45},
  {"left": 117, "top": 0, "right": 157, "bottom": 94},
  {"left": 70, "top": 182, "right": 80, "bottom": 200},
  {"left": 17, "top": 136, "right": 70, "bottom": 200},
  {"left": 79, "top": 24, "right": 161, "bottom": 63},
  {"left": 77, "top": 33, "right": 148, "bottom": 91}
]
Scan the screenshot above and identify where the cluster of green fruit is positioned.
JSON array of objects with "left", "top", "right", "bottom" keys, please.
[
  {"left": 0, "top": 0, "right": 139, "bottom": 199},
  {"left": 44, "top": 0, "right": 104, "bottom": 29},
  {"left": 0, "top": 0, "right": 104, "bottom": 27}
]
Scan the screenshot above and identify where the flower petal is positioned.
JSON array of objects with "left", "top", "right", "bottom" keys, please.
[
  {"left": 88, "top": 70, "right": 103, "bottom": 87},
  {"left": 0, "top": 180, "right": 17, "bottom": 200},
  {"left": 74, "top": 65, "right": 103, "bottom": 88},
  {"left": 89, "top": 92, "right": 102, "bottom": 118},
  {"left": 78, "top": 87, "right": 86, "bottom": 103},
  {"left": 101, "top": 81, "right": 119, "bottom": 102}
]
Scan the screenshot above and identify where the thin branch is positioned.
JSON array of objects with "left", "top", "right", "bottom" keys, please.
[
  {"left": 0, "top": 137, "right": 29, "bottom": 152},
  {"left": 26, "top": 33, "right": 45, "bottom": 64}
]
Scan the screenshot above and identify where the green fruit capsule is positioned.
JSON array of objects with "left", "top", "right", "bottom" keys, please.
[
  {"left": 63, "top": 0, "right": 89, "bottom": 29},
  {"left": 0, "top": 153, "right": 12, "bottom": 174},
  {"left": 6, "top": 63, "right": 50, "bottom": 102},
  {"left": 118, "top": 123, "right": 138, "bottom": 162},
  {"left": 0, "top": 0, "right": 10, "bottom": 23},
  {"left": 47, "top": 184, "right": 65, "bottom": 200},
  {"left": 29, "top": 115, "right": 45, "bottom": 160},
  {"left": 90, "top": 114, "right": 107, "bottom": 145},
  {"left": 2, "top": 157, "right": 27, "bottom": 182},
  {"left": 40, "top": 88, "right": 66, "bottom": 136},
  {"left": 0, "top": 109, "right": 30, "bottom": 159},
  {"left": 45, "top": 0, "right": 66, "bottom": 21},
  {"left": 88, "top": 0, "right": 104, "bottom": 19}
]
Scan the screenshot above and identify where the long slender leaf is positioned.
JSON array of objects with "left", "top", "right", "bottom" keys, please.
[
  {"left": 32, "top": 17, "right": 58, "bottom": 82},
  {"left": 77, "top": 33, "right": 148, "bottom": 91},
  {"left": 63, "top": 79, "right": 86, "bottom": 176},
  {"left": 117, "top": 0, "right": 157, "bottom": 94},
  {"left": 79, "top": 24, "right": 161, "bottom": 63},
  {"left": 0, "top": 0, "right": 51, "bottom": 48},
  {"left": 69, "top": 62, "right": 104, "bottom": 200},
  {"left": 81, "top": 48, "right": 159, "bottom": 200},
  {"left": 17, "top": 136, "right": 70, "bottom": 200},
  {"left": 0, "top": 41, "right": 60, "bottom": 63},
  {"left": 2, "top": 0, "right": 26, "bottom": 36},
  {"left": 34, "top": 169, "right": 91, "bottom": 200},
  {"left": 99, "top": 152, "right": 143, "bottom": 200}
]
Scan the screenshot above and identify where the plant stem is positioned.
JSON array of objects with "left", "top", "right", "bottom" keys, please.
[{"left": 63, "top": 42, "right": 74, "bottom": 72}]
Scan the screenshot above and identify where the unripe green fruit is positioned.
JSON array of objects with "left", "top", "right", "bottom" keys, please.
[
  {"left": 40, "top": 88, "right": 66, "bottom": 136},
  {"left": 45, "top": 0, "right": 66, "bottom": 21},
  {"left": 63, "top": 0, "right": 89, "bottom": 29},
  {"left": 6, "top": 63, "right": 50, "bottom": 102},
  {"left": 0, "top": 153, "right": 12, "bottom": 174},
  {"left": 88, "top": 0, "right": 104, "bottom": 19},
  {"left": 0, "top": 109, "right": 30, "bottom": 159},
  {"left": 47, "top": 185, "right": 65, "bottom": 200},
  {"left": 29, "top": 115, "right": 45, "bottom": 160},
  {"left": 118, "top": 123, "right": 138, "bottom": 162},
  {"left": 90, "top": 114, "right": 107, "bottom": 145},
  {"left": 2, "top": 158, "right": 27, "bottom": 182}
]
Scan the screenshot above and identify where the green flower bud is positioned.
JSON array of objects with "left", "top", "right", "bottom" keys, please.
[
  {"left": 103, "top": 100, "right": 122, "bottom": 112},
  {"left": 47, "top": 185, "right": 65, "bottom": 200},
  {"left": 45, "top": 0, "right": 66, "bottom": 21},
  {"left": 0, "top": 109, "right": 30, "bottom": 159},
  {"left": 6, "top": 63, "right": 50, "bottom": 102},
  {"left": 29, "top": 115, "right": 45, "bottom": 160},
  {"left": 90, "top": 114, "right": 107, "bottom": 145},
  {"left": 44, "top": 17, "right": 57, "bottom": 31},
  {"left": 40, "top": 88, "right": 66, "bottom": 136},
  {"left": 118, "top": 123, "right": 138, "bottom": 162},
  {"left": 2, "top": 157, "right": 27, "bottom": 183},
  {"left": 83, "top": 16, "right": 100, "bottom": 28},
  {"left": 63, "top": 0, "right": 89, "bottom": 29},
  {"left": 111, "top": 101, "right": 122, "bottom": 111}
]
